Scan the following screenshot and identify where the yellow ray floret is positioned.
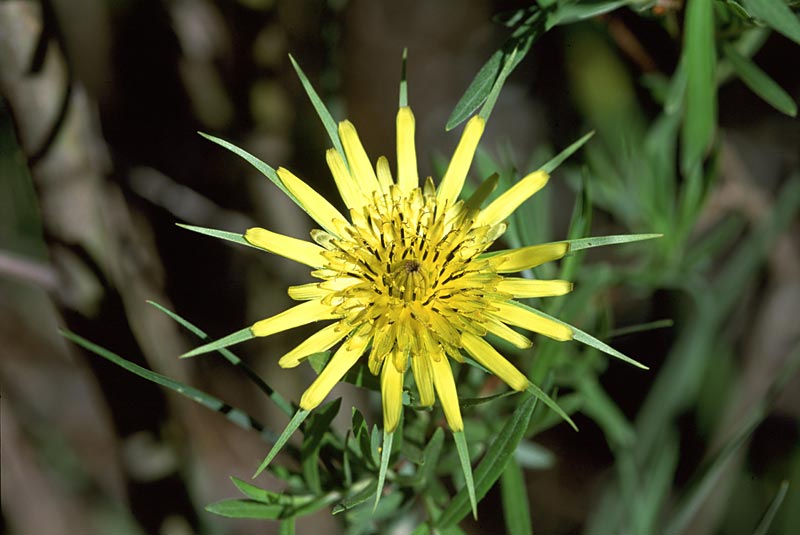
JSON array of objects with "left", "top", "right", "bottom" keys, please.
[
  {"left": 491, "top": 301, "right": 573, "bottom": 341},
  {"left": 477, "top": 170, "right": 549, "bottom": 226},
  {"left": 396, "top": 107, "right": 418, "bottom": 193},
  {"left": 437, "top": 115, "right": 485, "bottom": 206},
  {"left": 251, "top": 299, "right": 338, "bottom": 338},
  {"left": 279, "top": 322, "right": 350, "bottom": 368},
  {"left": 496, "top": 278, "right": 573, "bottom": 298},
  {"left": 326, "top": 148, "right": 365, "bottom": 209},
  {"left": 245, "top": 227, "right": 327, "bottom": 268},
  {"left": 299, "top": 330, "right": 370, "bottom": 411},
  {"left": 277, "top": 167, "right": 347, "bottom": 236},
  {"left": 430, "top": 350, "right": 463, "bottom": 432},
  {"left": 488, "top": 242, "right": 569, "bottom": 273},
  {"left": 339, "top": 120, "right": 381, "bottom": 195},
  {"left": 381, "top": 354, "right": 405, "bottom": 432},
  {"left": 461, "top": 332, "right": 529, "bottom": 391}
]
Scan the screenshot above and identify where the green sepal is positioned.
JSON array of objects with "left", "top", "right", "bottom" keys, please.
[{"left": 540, "top": 131, "right": 594, "bottom": 174}]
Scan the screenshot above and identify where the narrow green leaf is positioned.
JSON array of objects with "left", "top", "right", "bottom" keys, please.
[
  {"left": 230, "top": 477, "right": 274, "bottom": 503},
  {"left": 525, "top": 382, "right": 577, "bottom": 431},
  {"left": 681, "top": 0, "right": 717, "bottom": 172},
  {"left": 753, "top": 481, "right": 790, "bottom": 535},
  {"left": 478, "top": 47, "right": 519, "bottom": 122},
  {"left": 540, "top": 131, "right": 595, "bottom": 174},
  {"left": 501, "top": 460, "right": 532, "bottom": 535},
  {"left": 198, "top": 132, "right": 300, "bottom": 206},
  {"left": 453, "top": 431, "right": 478, "bottom": 520},
  {"left": 458, "top": 390, "right": 517, "bottom": 409},
  {"left": 176, "top": 224, "right": 257, "bottom": 249},
  {"left": 723, "top": 43, "right": 797, "bottom": 116},
  {"left": 59, "top": 330, "right": 277, "bottom": 442},
  {"left": 446, "top": 14, "right": 541, "bottom": 130},
  {"left": 253, "top": 409, "right": 310, "bottom": 478},
  {"left": 514, "top": 302, "right": 649, "bottom": 369},
  {"left": 399, "top": 48, "right": 409, "bottom": 108},
  {"left": 549, "top": 0, "right": 630, "bottom": 26},
  {"left": 742, "top": 0, "right": 800, "bottom": 45},
  {"left": 374, "top": 430, "right": 394, "bottom": 510},
  {"left": 147, "top": 300, "right": 294, "bottom": 416},
  {"left": 288, "top": 54, "right": 345, "bottom": 159},
  {"left": 205, "top": 499, "right": 283, "bottom": 519},
  {"left": 563, "top": 233, "right": 663, "bottom": 252},
  {"left": 181, "top": 327, "right": 254, "bottom": 359},
  {"left": 437, "top": 393, "right": 538, "bottom": 528}
]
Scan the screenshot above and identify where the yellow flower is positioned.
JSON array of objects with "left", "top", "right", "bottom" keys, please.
[{"left": 242, "top": 106, "right": 573, "bottom": 433}]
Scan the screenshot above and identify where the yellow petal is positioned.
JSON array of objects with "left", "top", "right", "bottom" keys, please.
[
  {"left": 477, "top": 170, "right": 549, "bottom": 226},
  {"left": 396, "top": 106, "right": 418, "bottom": 193},
  {"left": 251, "top": 299, "right": 338, "bottom": 338},
  {"left": 326, "top": 148, "right": 366, "bottom": 209},
  {"left": 287, "top": 283, "right": 326, "bottom": 301},
  {"left": 437, "top": 116, "right": 485, "bottom": 206},
  {"left": 299, "top": 332, "right": 370, "bottom": 410},
  {"left": 491, "top": 302, "right": 573, "bottom": 341},
  {"left": 339, "top": 120, "right": 381, "bottom": 195},
  {"left": 496, "top": 278, "right": 573, "bottom": 298},
  {"left": 461, "top": 332, "right": 529, "bottom": 391},
  {"left": 430, "top": 351, "right": 463, "bottom": 431},
  {"left": 488, "top": 242, "right": 569, "bottom": 273},
  {"left": 375, "top": 156, "right": 394, "bottom": 191},
  {"left": 278, "top": 322, "right": 350, "bottom": 368},
  {"left": 277, "top": 167, "right": 347, "bottom": 235},
  {"left": 381, "top": 354, "right": 405, "bottom": 432},
  {"left": 485, "top": 319, "right": 532, "bottom": 349},
  {"left": 245, "top": 227, "right": 326, "bottom": 268},
  {"left": 411, "top": 354, "right": 435, "bottom": 407}
]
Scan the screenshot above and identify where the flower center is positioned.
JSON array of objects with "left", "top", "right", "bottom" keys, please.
[{"left": 388, "top": 258, "right": 429, "bottom": 302}]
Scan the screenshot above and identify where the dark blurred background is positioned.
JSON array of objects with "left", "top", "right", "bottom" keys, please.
[{"left": 2, "top": 1, "right": 799, "bottom": 534}]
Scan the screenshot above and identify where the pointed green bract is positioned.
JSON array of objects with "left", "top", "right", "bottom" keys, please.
[
  {"left": 540, "top": 131, "right": 595, "bottom": 174},
  {"left": 289, "top": 54, "right": 346, "bottom": 160},
  {"left": 253, "top": 409, "right": 310, "bottom": 478},
  {"left": 519, "top": 303, "right": 648, "bottom": 369},
  {"left": 198, "top": 132, "right": 303, "bottom": 206},
  {"left": 181, "top": 327, "right": 254, "bottom": 358},
  {"left": 59, "top": 329, "right": 277, "bottom": 442},
  {"left": 374, "top": 430, "right": 394, "bottom": 510},
  {"left": 453, "top": 431, "right": 478, "bottom": 520},
  {"left": 562, "top": 233, "right": 663, "bottom": 252},
  {"left": 177, "top": 224, "right": 256, "bottom": 249},
  {"left": 525, "top": 382, "right": 577, "bottom": 431},
  {"left": 437, "top": 393, "right": 538, "bottom": 529},
  {"left": 399, "top": 48, "right": 409, "bottom": 108},
  {"left": 147, "top": 300, "right": 294, "bottom": 417}
]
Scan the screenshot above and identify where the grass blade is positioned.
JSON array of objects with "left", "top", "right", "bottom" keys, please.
[
  {"left": 501, "top": 460, "right": 532, "bottom": 535},
  {"left": 181, "top": 327, "right": 254, "bottom": 358},
  {"left": 742, "top": 0, "right": 800, "bottom": 45},
  {"left": 723, "top": 43, "right": 797, "bottom": 117}
]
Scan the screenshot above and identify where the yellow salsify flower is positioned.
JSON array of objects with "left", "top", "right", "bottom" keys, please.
[{"left": 241, "top": 106, "right": 573, "bottom": 434}]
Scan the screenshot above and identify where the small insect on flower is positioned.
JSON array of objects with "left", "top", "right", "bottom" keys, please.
[{"left": 219, "top": 103, "right": 574, "bottom": 435}]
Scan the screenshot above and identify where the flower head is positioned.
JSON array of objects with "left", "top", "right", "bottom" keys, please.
[{"left": 244, "top": 106, "right": 573, "bottom": 433}]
